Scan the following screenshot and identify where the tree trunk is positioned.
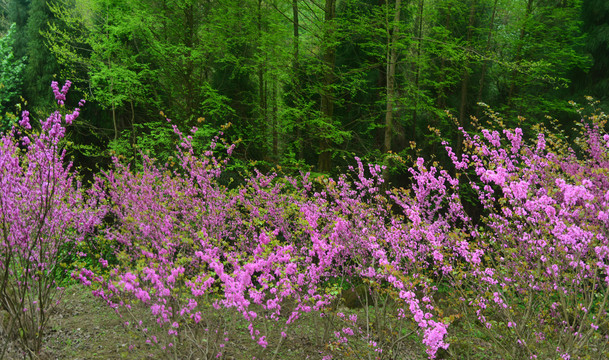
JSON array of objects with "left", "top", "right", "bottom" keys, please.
[
  {"left": 272, "top": 78, "right": 278, "bottom": 160},
  {"left": 457, "top": 1, "right": 476, "bottom": 156},
  {"left": 292, "top": 0, "right": 299, "bottom": 68},
  {"left": 318, "top": 0, "right": 336, "bottom": 172},
  {"left": 507, "top": 0, "right": 534, "bottom": 107},
  {"left": 258, "top": 0, "right": 267, "bottom": 140},
  {"left": 435, "top": 12, "right": 451, "bottom": 111},
  {"left": 130, "top": 99, "right": 136, "bottom": 163},
  {"left": 410, "top": 0, "right": 424, "bottom": 143},
  {"left": 475, "top": 0, "right": 498, "bottom": 119},
  {"left": 183, "top": 5, "right": 195, "bottom": 119},
  {"left": 111, "top": 80, "right": 117, "bottom": 140},
  {"left": 292, "top": 0, "right": 304, "bottom": 160},
  {"left": 384, "top": 0, "right": 402, "bottom": 154},
  {"left": 106, "top": 6, "right": 118, "bottom": 140}
]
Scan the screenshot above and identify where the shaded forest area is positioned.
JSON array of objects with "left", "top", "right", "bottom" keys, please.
[{"left": 0, "top": 0, "right": 608, "bottom": 180}]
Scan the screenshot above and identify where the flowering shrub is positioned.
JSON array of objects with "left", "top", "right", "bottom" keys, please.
[
  {"left": 71, "top": 114, "right": 452, "bottom": 358},
  {"left": 0, "top": 81, "right": 101, "bottom": 358},
  {"left": 75, "top": 125, "right": 325, "bottom": 358},
  {"left": 439, "top": 113, "right": 609, "bottom": 359},
  {"left": 69, "top": 98, "right": 608, "bottom": 359},
  {"left": 3, "top": 79, "right": 607, "bottom": 360}
]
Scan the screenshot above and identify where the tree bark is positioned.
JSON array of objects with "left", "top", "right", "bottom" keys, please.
[
  {"left": 411, "top": 0, "right": 424, "bottom": 143},
  {"left": 105, "top": 6, "right": 118, "bottom": 140},
  {"left": 292, "top": 0, "right": 304, "bottom": 160},
  {"left": 130, "top": 99, "right": 136, "bottom": 163},
  {"left": 457, "top": 0, "right": 476, "bottom": 156},
  {"left": 507, "top": 0, "right": 534, "bottom": 107},
  {"left": 272, "top": 78, "right": 278, "bottom": 159},
  {"left": 384, "top": 0, "right": 402, "bottom": 154},
  {"left": 258, "top": 0, "right": 267, "bottom": 141},
  {"left": 475, "top": 0, "right": 498, "bottom": 119},
  {"left": 318, "top": 0, "right": 336, "bottom": 172},
  {"left": 435, "top": 11, "right": 451, "bottom": 111}
]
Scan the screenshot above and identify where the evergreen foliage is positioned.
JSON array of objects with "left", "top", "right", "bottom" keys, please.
[
  {"left": 575, "top": 0, "right": 609, "bottom": 106},
  {"left": 24, "top": 0, "right": 60, "bottom": 110},
  {"left": 0, "top": 23, "right": 25, "bottom": 130},
  {"left": 0, "top": 0, "right": 604, "bottom": 178}
]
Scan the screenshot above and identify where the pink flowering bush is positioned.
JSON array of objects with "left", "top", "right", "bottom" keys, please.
[
  {"left": 75, "top": 118, "right": 454, "bottom": 358},
  {"left": 72, "top": 96, "right": 607, "bottom": 360},
  {"left": 75, "top": 125, "right": 336, "bottom": 359},
  {"left": 292, "top": 159, "right": 457, "bottom": 359},
  {"left": 0, "top": 81, "right": 101, "bottom": 358},
  {"left": 438, "top": 113, "right": 609, "bottom": 358},
  {"left": 3, "top": 80, "right": 607, "bottom": 360}
]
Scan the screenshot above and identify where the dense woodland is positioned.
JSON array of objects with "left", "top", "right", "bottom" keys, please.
[
  {"left": 2, "top": 1, "right": 609, "bottom": 359},
  {"left": 0, "top": 0, "right": 608, "bottom": 179}
]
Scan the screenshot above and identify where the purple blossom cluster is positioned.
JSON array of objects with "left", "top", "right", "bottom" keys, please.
[
  {"left": 3, "top": 81, "right": 608, "bottom": 359},
  {"left": 439, "top": 122, "right": 609, "bottom": 358},
  {"left": 75, "top": 115, "right": 608, "bottom": 359},
  {"left": 0, "top": 81, "right": 101, "bottom": 356}
]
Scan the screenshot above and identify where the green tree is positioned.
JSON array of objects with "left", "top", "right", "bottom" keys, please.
[
  {"left": 24, "top": 0, "right": 60, "bottom": 110},
  {"left": 0, "top": 0, "right": 11, "bottom": 34},
  {"left": 46, "top": 0, "right": 165, "bottom": 162},
  {"left": 495, "top": 0, "right": 589, "bottom": 121},
  {"left": 29, "top": 0, "right": 599, "bottom": 175},
  {"left": 7, "top": 0, "right": 28, "bottom": 59},
  {"left": 573, "top": 0, "right": 609, "bottom": 108},
  {"left": 0, "top": 23, "right": 25, "bottom": 131}
]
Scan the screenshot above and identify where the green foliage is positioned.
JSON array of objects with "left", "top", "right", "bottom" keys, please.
[
  {"left": 0, "top": 0, "right": 10, "bottom": 34},
  {"left": 24, "top": 0, "right": 61, "bottom": 110},
  {"left": 0, "top": 23, "right": 25, "bottom": 131},
  {"left": 106, "top": 117, "right": 220, "bottom": 168},
  {"left": 7, "top": 0, "right": 28, "bottom": 60},
  {"left": 6, "top": 0, "right": 601, "bottom": 178},
  {"left": 572, "top": 0, "right": 609, "bottom": 109},
  {"left": 61, "top": 234, "right": 117, "bottom": 283}
]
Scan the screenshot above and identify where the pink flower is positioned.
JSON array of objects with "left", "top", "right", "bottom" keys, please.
[
  {"left": 19, "top": 110, "right": 31, "bottom": 129},
  {"left": 257, "top": 336, "right": 267, "bottom": 348}
]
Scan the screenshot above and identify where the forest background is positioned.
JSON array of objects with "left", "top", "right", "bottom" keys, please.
[
  {"left": 0, "top": 0, "right": 608, "bottom": 182},
  {"left": 1, "top": 1, "right": 609, "bottom": 358}
]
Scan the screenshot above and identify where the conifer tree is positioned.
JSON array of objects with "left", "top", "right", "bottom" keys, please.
[
  {"left": 24, "top": 0, "right": 60, "bottom": 110},
  {"left": 575, "top": 0, "right": 609, "bottom": 106},
  {"left": 7, "top": 0, "right": 27, "bottom": 59}
]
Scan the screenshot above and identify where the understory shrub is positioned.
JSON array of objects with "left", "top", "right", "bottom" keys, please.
[
  {"left": 439, "top": 111, "right": 609, "bottom": 359},
  {"left": 75, "top": 108, "right": 608, "bottom": 359},
  {"left": 6, "top": 81, "right": 606, "bottom": 360},
  {"left": 0, "top": 81, "right": 101, "bottom": 359}
]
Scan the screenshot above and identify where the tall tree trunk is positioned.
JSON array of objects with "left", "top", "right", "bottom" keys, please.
[
  {"left": 130, "top": 99, "right": 136, "bottom": 163},
  {"left": 318, "top": 0, "right": 336, "bottom": 172},
  {"left": 272, "top": 78, "right": 278, "bottom": 159},
  {"left": 258, "top": 0, "right": 267, "bottom": 138},
  {"left": 411, "top": 0, "right": 424, "bottom": 142},
  {"left": 507, "top": 0, "right": 534, "bottom": 107},
  {"left": 110, "top": 79, "right": 117, "bottom": 140},
  {"left": 475, "top": 0, "right": 498, "bottom": 119},
  {"left": 435, "top": 12, "right": 451, "bottom": 111},
  {"left": 384, "top": 0, "right": 402, "bottom": 154},
  {"left": 105, "top": 6, "right": 118, "bottom": 140},
  {"left": 292, "top": 0, "right": 304, "bottom": 160},
  {"left": 457, "top": 1, "right": 476, "bottom": 156},
  {"left": 183, "top": 6, "right": 195, "bottom": 120},
  {"left": 292, "top": 0, "right": 299, "bottom": 69}
]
